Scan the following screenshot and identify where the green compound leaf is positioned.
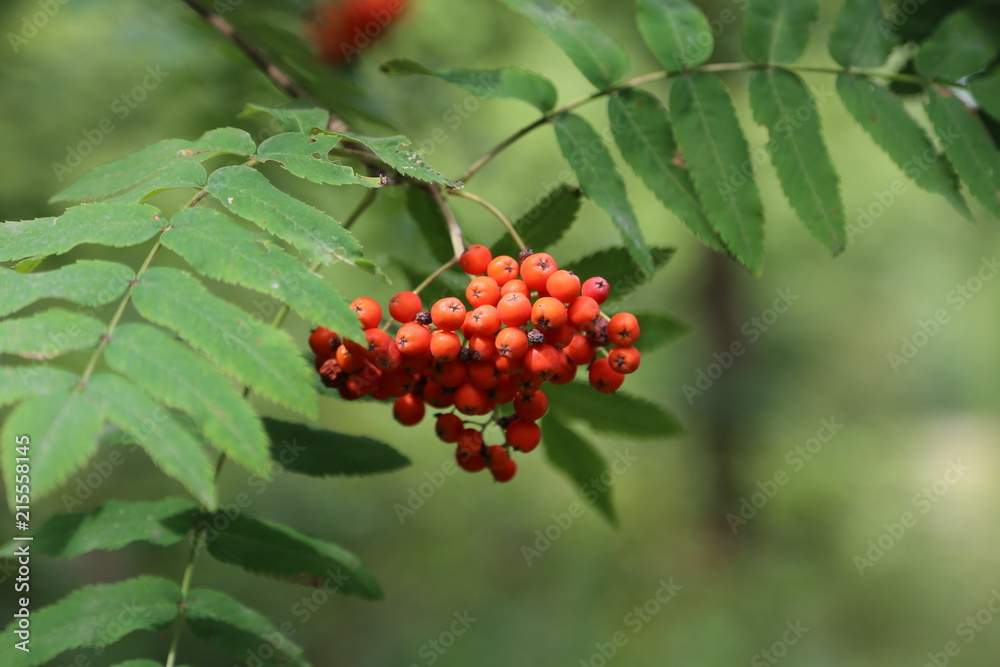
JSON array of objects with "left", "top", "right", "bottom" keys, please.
[
  {"left": 567, "top": 246, "right": 675, "bottom": 301},
  {"left": 549, "top": 381, "right": 683, "bottom": 439},
  {"left": 185, "top": 588, "right": 310, "bottom": 667},
  {"left": 51, "top": 127, "right": 256, "bottom": 203},
  {"left": 405, "top": 184, "right": 455, "bottom": 265},
  {"left": 543, "top": 416, "right": 616, "bottom": 526},
  {"left": 204, "top": 513, "right": 383, "bottom": 599},
  {"left": 0, "top": 365, "right": 78, "bottom": 408},
  {"left": 2, "top": 389, "right": 103, "bottom": 508},
  {"left": 84, "top": 373, "right": 216, "bottom": 509},
  {"left": 162, "top": 208, "right": 358, "bottom": 335},
  {"left": 742, "top": 0, "right": 821, "bottom": 64},
  {"left": 637, "top": 0, "right": 713, "bottom": 72},
  {"left": 0, "top": 203, "right": 164, "bottom": 263},
  {"left": 829, "top": 0, "right": 894, "bottom": 69},
  {"left": 670, "top": 74, "right": 766, "bottom": 274},
  {"left": 381, "top": 59, "right": 557, "bottom": 112},
  {"left": 970, "top": 71, "right": 1000, "bottom": 120},
  {"left": 0, "top": 261, "right": 133, "bottom": 318},
  {"left": 749, "top": 69, "right": 846, "bottom": 253},
  {"left": 322, "top": 131, "right": 457, "bottom": 187},
  {"left": 0, "top": 310, "right": 106, "bottom": 359},
  {"left": 264, "top": 417, "right": 410, "bottom": 478},
  {"left": 632, "top": 312, "right": 689, "bottom": 352},
  {"left": 105, "top": 324, "right": 270, "bottom": 477},
  {"left": 925, "top": 86, "right": 1000, "bottom": 218},
  {"left": 608, "top": 88, "right": 724, "bottom": 252},
  {"left": 256, "top": 133, "right": 383, "bottom": 187},
  {"left": 552, "top": 113, "right": 653, "bottom": 275},
  {"left": 492, "top": 184, "right": 581, "bottom": 257},
  {"left": 206, "top": 165, "right": 375, "bottom": 274},
  {"left": 836, "top": 73, "right": 972, "bottom": 220},
  {"left": 104, "top": 162, "right": 208, "bottom": 204},
  {"left": 498, "top": 0, "right": 628, "bottom": 89},
  {"left": 0, "top": 497, "right": 200, "bottom": 559},
  {"left": 915, "top": 8, "right": 1000, "bottom": 82},
  {"left": 243, "top": 102, "right": 330, "bottom": 133},
  {"left": 0, "top": 576, "right": 181, "bottom": 667},
  {"left": 131, "top": 267, "right": 318, "bottom": 419}
]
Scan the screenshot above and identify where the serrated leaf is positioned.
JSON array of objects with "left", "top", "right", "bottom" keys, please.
[
  {"left": 971, "top": 71, "right": 1000, "bottom": 120},
  {"left": 633, "top": 312, "right": 689, "bottom": 352},
  {"left": 185, "top": 588, "right": 309, "bottom": 667},
  {"left": 670, "top": 74, "right": 766, "bottom": 273},
  {"left": 492, "top": 184, "right": 581, "bottom": 257},
  {"left": 608, "top": 88, "right": 724, "bottom": 252},
  {"left": 51, "top": 127, "right": 256, "bottom": 203},
  {"left": 0, "top": 498, "right": 199, "bottom": 559},
  {"left": 829, "top": 0, "right": 894, "bottom": 69},
  {"left": 206, "top": 165, "right": 371, "bottom": 271},
  {"left": 0, "top": 261, "right": 132, "bottom": 318},
  {"left": 381, "top": 59, "right": 558, "bottom": 112},
  {"left": 915, "top": 8, "right": 1000, "bottom": 82},
  {"left": 323, "top": 131, "right": 457, "bottom": 187},
  {"left": 405, "top": 184, "right": 456, "bottom": 265},
  {"left": 131, "top": 267, "right": 318, "bottom": 418},
  {"left": 568, "top": 246, "right": 674, "bottom": 300},
  {"left": 0, "top": 309, "right": 106, "bottom": 359},
  {"left": 105, "top": 324, "right": 270, "bottom": 477},
  {"left": 637, "top": 0, "right": 713, "bottom": 71},
  {"left": 925, "top": 86, "right": 1000, "bottom": 217},
  {"left": 742, "top": 0, "right": 820, "bottom": 64},
  {"left": 111, "top": 661, "right": 174, "bottom": 667},
  {"left": 205, "top": 513, "right": 383, "bottom": 599},
  {"left": 105, "top": 161, "right": 207, "bottom": 204},
  {"left": 552, "top": 113, "right": 653, "bottom": 274},
  {"left": 264, "top": 417, "right": 410, "bottom": 478},
  {"left": 162, "top": 208, "right": 359, "bottom": 335},
  {"left": 256, "top": 133, "right": 383, "bottom": 187},
  {"left": 2, "top": 390, "right": 103, "bottom": 507},
  {"left": 543, "top": 416, "right": 616, "bottom": 525},
  {"left": 243, "top": 102, "right": 330, "bottom": 133},
  {"left": 84, "top": 373, "right": 216, "bottom": 509},
  {"left": 14, "top": 257, "right": 44, "bottom": 273},
  {"left": 0, "top": 203, "right": 164, "bottom": 263},
  {"left": 498, "top": 0, "right": 628, "bottom": 89},
  {"left": 836, "top": 73, "right": 972, "bottom": 219},
  {"left": 0, "top": 365, "right": 78, "bottom": 408},
  {"left": 550, "top": 381, "right": 684, "bottom": 438},
  {"left": 0, "top": 576, "right": 181, "bottom": 667},
  {"left": 749, "top": 69, "right": 846, "bottom": 253}
]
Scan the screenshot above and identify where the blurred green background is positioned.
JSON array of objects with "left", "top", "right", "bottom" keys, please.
[{"left": 2, "top": 0, "right": 1000, "bottom": 665}]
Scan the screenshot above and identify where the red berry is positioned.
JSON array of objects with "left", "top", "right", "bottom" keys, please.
[
  {"left": 608, "top": 346, "right": 641, "bottom": 374},
  {"left": 497, "top": 292, "right": 532, "bottom": 327},
  {"left": 530, "top": 297, "right": 568, "bottom": 332},
  {"left": 500, "top": 279, "right": 530, "bottom": 298},
  {"left": 581, "top": 277, "right": 610, "bottom": 304},
  {"left": 393, "top": 393, "right": 425, "bottom": 426},
  {"left": 568, "top": 296, "right": 601, "bottom": 331},
  {"left": 487, "top": 255, "right": 520, "bottom": 286},
  {"left": 520, "top": 253, "right": 558, "bottom": 291},
  {"left": 435, "top": 413, "right": 464, "bottom": 443},
  {"left": 456, "top": 429, "right": 486, "bottom": 472},
  {"left": 495, "top": 326, "right": 529, "bottom": 360},
  {"left": 505, "top": 418, "right": 541, "bottom": 453},
  {"left": 454, "top": 382, "right": 493, "bottom": 416},
  {"left": 396, "top": 322, "right": 431, "bottom": 356},
  {"left": 588, "top": 357, "right": 625, "bottom": 393},
  {"left": 513, "top": 390, "right": 548, "bottom": 421},
  {"left": 468, "top": 305, "right": 502, "bottom": 337},
  {"left": 466, "top": 276, "right": 501, "bottom": 307},
  {"left": 545, "top": 269, "right": 581, "bottom": 303},
  {"left": 389, "top": 291, "right": 423, "bottom": 323},
  {"left": 431, "top": 297, "right": 467, "bottom": 331},
  {"left": 309, "top": 326, "right": 339, "bottom": 359},
  {"left": 429, "top": 330, "right": 462, "bottom": 361},
  {"left": 350, "top": 296, "right": 382, "bottom": 329},
  {"left": 460, "top": 244, "right": 493, "bottom": 275},
  {"left": 608, "top": 312, "right": 640, "bottom": 346}
]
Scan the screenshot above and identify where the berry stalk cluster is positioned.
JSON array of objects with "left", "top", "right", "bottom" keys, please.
[{"left": 309, "top": 245, "right": 642, "bottom": 483}]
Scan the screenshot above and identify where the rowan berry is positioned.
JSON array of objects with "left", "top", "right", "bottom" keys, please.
[
  {"left": 466, "top": 276, "right": 501, "bottom": 307},
  {"left": 545, "top": 269, "right": 581, "bottom": 303},
  {"left": 568, "top": 296, "right": 601, "bottom": 331},
  {"left": 494, "top": 355, "right": 524, "bottom": 376},
  {"left": 500, "top": 279, "right": 530, "bottom": 298},
  {"left": 513, "top": 390, "right": 548, "bottom": 421},
  {"left": 505, "top": 418, "right": 541, "bottom": 453},
  {"left": 468, "top": 360, "right": 501, "bottom": 390},
  {"left": 588, "top": 357, "right": 625, "bottom": 393},
  {"left": 497, "top": 292, "right": 532, "bottom": 327},
  {"left": 432, "top": 359, "right": 468, "bottom": 388},
  {"left": 581, "top": 277, "right": 610, "bottom": 304},
  {"left": 468, "top": 305, "right": 502, "bottom": 337},
  {"left": 309, "top": 326, "right": 339, "bottom": 359},
  {"left": 396, "top": 322, "right": 431, "bottom": 356},
  {"left": 362, "top": 327, "right": 394, "bottom": 360},
  {"left": 455, "top": 382, "right": 493, "bottom": 416},
  {"left": 431, "top": 297, "right": 467, "bottom": 331},
  {"left": 350, "top": 296, "right": 382, "bottom": 329},
  {"left": 379, "top": 368, "right": 415, "bottom": 397},
  {"left": 608, "top": 312, "right": 640, "bottom": 346},
  {"left": 549, "top": 353, "right": 577, "bottom": 385},
  {"left": 393, "top": 393, "right": 425, "bottom": 426},
  {"left": 467, "top": 334, "right": 497, "bottom": 362},
  {"left": 486, "top": 445, "right": 517, "bottom": 482},
  {"left": 520, "top": 252, "right": 557, "bottom": 291},
  {"left": 400, "top": 349, "right": 432, "bottom": 374},
  {"left": 335, "top": 342, "right": 366, "bottom": 373},
  {"left": 564, "top": 333, "right": 596, "bottom": 366},
  {"left": 435, "top": 413, "right": 464, "bottom": 443},
  {"left": 460, "top": 244, "right": 492, "bottom": 275},
  {"left": 515, "top": 373, "right": 544, "bottom": 394},
  {"left": 456, "top": 432, "right": 487, "bottom": 472},
  {"left": 429, "top": 330, "right": 462, "bottom": 361},
  {"left": 608, "top": 346, "right": 641, "bottom": 374},
  {"left": 531, "top": 297, "right": 568, "bottom": 332},
  {"left": 422, "top": 380, "right": 454, "bottom": 408},
  {"left": 489, "top": 375, "right": 519, "bottom": 403},
  {"left": 543, "top": 324, "right": 575, "bottom": 349},
  {"left": 487, "top": 255, "right": 520, "bottom": 286},
  {"left": 495, "top": 326, "right": 529, "bottom": 360},
  {"left": 389, "top": 291, "right": 423, "bottom": 323}
]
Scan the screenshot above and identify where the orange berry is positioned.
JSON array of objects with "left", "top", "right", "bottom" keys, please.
[
  {"left": 531, "top": 297, "right": 568, "bottom": 332},
  {"left": 393, "top": 393, "right": 425, "bottom": 426},
  {"left": 432, "top": 359, "right": 468, "bottom": 388},
  {"left": 309, "top": 326, "right": 339, "bottom": 359},
  {"left": 564, "top": 333, "right": 596, "bottom": 366},
  {"left": 468, "top": 334, "right": 497, "bottom": 362},
  {"left": 335, "top": 342, "right": 366, "bottom": 373},
  {"left": 431, "top": 297, "right": 467, "bottom": 331},
  {"left": 608, "top": 312, "right": 640, "bottom": 346},
  {"left": 497, "top": 292, "right": 532, "bottom": 327},
  {"left": 520, "top": 252, "right": 557, "bottom": 291},
  {"left": 396, "top": 322, "right": 431, "bottom": 356},
  {"left": 468, "top": 305, "right": 502, "bottom": 337},
  {"left": 468, "top": 360, "right": 502, "bottom": 390},
  {"left": 495, "top": 355, "right": 524, "bottom": 376},
  {"left": 389, "top": 291, "right": 423, "bottom": 323},
  {"left": 608, "top": 345, "right": 641, "bottom": 374},
  {"left": 489, "top": 375, "right": 519, "bottom": 403},
  {"left": 487, "top": 255, "right": 520, "bottom": 286},
  {"left": 589, "top": 357, "right": 625, "bottom": 393},
  {"left": 350, "top": 296, "right": 382, "bottom": 329},
  {"left": 466, "top": 276, "right": 501, "bottom": 307},
  {"left": 543, "top": 324, "right": 575, "bottom": 349},
  {"left": 495, "top": 326, "right": 529, "bottom": 360},
  {"left": 568, "top": 296, "right": 601, "bottom": 331},
  {"left": 549, "top": 353, "right": 577, "bottom": 385},
  {"left": 513, "top": 390, "right": 548, "bottom": 421},
  {"left": 460, "top": 244, "right": 492, "bottom": 275},
  {"left": 500, "top": 279, "right": 530, "bottom": 298},
  {"left": 455, "top": 382, "right": 493, "bottom": 416},
  {"left": 545, "top": 269, "right": 581, "bottom": 303},
  {"left": 505, "top": 418, "right": 541, "bottom": 453},
  {"left": 429, "top": 330, "right": 462, "bottom": 361},
  {"left": 422, "top": 380, "right": 454, "bottom": 408}
]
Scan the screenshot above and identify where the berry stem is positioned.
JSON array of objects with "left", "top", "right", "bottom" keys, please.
[
  {"left": 344, "top": 188, "right": 379, "bottom": 230},
  {"left": 413, "top": 257, "right": 460, "bottom": 295},
  {"left": 428, "top": 185, "right": 465, "bottom": 259},
  {"left": 446, "top": 189, "right": 526, "bottom": 250}
]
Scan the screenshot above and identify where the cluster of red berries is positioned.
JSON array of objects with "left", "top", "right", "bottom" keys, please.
[{"left": 309, "top": 245, "right": 642, "bottom": 483}]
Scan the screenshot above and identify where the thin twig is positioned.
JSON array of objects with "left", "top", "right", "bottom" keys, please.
[
  {"left": 414, "top": 257, "right": 460, "bottom": 295},
  {"left": 344, "top": 189, "right": 379, "bottom": 230},
  {"left": 427, "top": 185, "right": 465, "bottom": 259},
  {"left": 447, "top": 189, "right": 526, "bottom": 250}
]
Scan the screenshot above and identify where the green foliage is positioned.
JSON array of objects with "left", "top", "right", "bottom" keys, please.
[
  {"left": 549, "top": 382, "right": 683, "bottom": 439},
  {"left": 406, "top": 184, "right": 455, "bottom": 264},
  {"left": 0, "top": 310, "right": 106, "bottom": 359},
  {"left": 637, "top": 0, "right": 714, "bottom": 71},
  {"left": 491, "top": 184, "right": 581, "bottom": 257},
  {"left": 542, "top": 416, "right": 617, "bottom": 525},
  {"left": 742, "top": 0, "right": 820, "bottom": 64},
  {"left": 567, "top": 246, "right": 675, "bottom": 301},
  {"left": 632, "top": 312, "right": 690, "bottom": 352},
  {"left": 828, "top": 0, "right": 894, "bottom": 69},
  {"left": 263, "top": 418, "right": 411, "bottom": 478},
  {"left": 0, "top": 365, "right": 77, "bottom": 407},
  {"left": 256, "top": 133, "right": 384, "bottom": 188},
  {"left": 915, "top": 8, "right": 1000, "bottom": 81}
]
